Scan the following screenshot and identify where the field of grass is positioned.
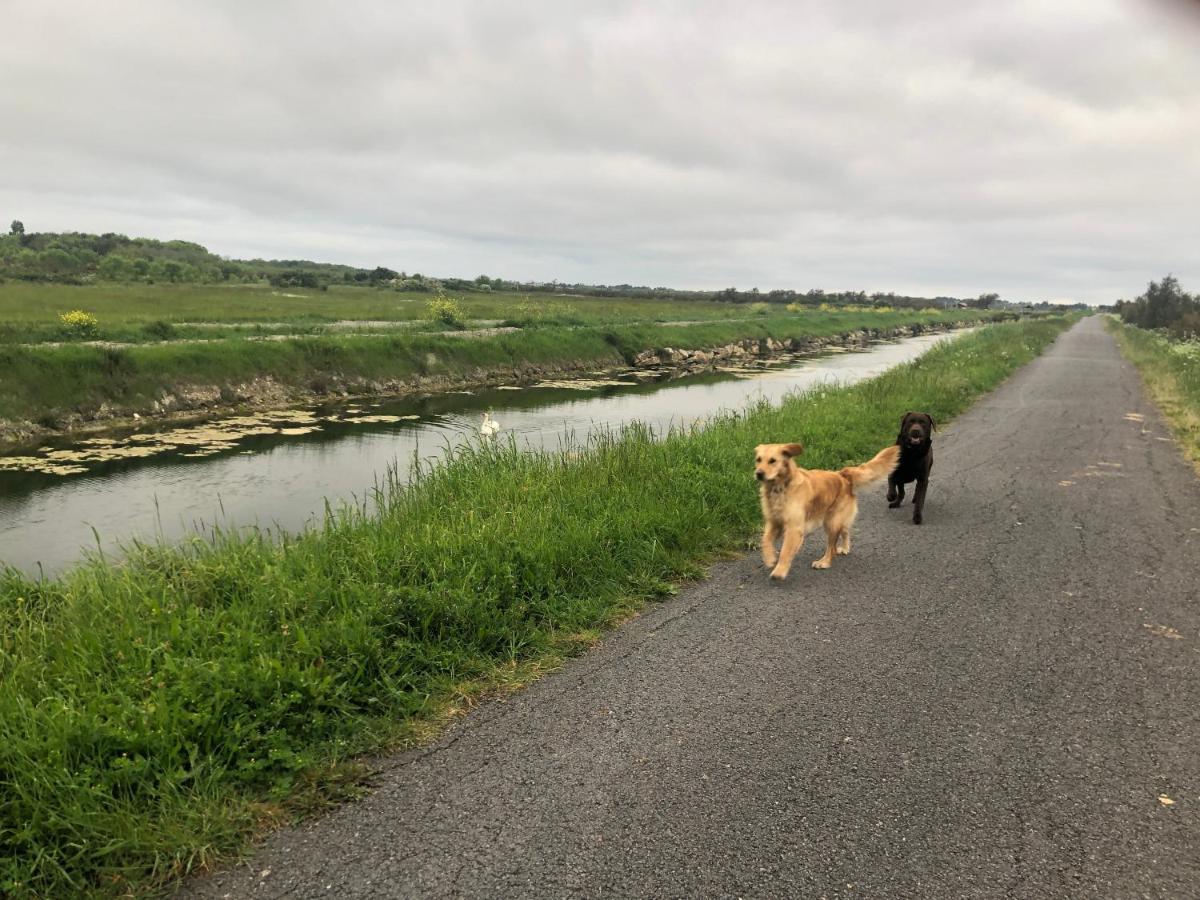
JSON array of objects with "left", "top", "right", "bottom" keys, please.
[
  {"left": 0, "top": 282, "right": 766, "bottom": 340},
  {"left": 0, "top": 307, "right": 1005, "bottom": 430},
  {"left": 0, "top": 316, "right": 1072, "bottom": 897},
  {"left": 0, "top": 281, "right": 1004, "bottom": 345},
  {"left": 1109, "top": 319, "right": 1200, "bottom": 470}
]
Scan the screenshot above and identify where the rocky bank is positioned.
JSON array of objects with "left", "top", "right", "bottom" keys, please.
[{"left": 0, "top": 321, "right": 974, "bottom": 450}]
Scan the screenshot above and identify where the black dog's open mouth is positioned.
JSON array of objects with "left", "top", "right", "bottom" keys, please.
[{"left": 908, "top": 435, "right": 924, "bottom": 445}]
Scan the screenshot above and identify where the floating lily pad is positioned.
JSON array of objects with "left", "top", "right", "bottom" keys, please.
[
  {"left": 533, "top": 379, "right": 641, "bottom": 390},
  {"left": 0, "top": 456, "right": 44, "bottom": 470},
  {"left": 39, "top": 464, "right": 90, "bottom": 476},
  {"left": 261, "top": 410, "right": 321, "bottom": 423},
  {"left": 338, "top": 414, "right": 419, "bottom": 424}
]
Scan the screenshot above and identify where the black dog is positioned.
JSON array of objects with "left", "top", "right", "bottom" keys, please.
[{"left": 887, "top": 411, "right": 934, "bottom": 524}]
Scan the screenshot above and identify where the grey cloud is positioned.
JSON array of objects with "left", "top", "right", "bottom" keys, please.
[{"left": 2, "top": 0, "right": 1199, "bottom": 304}]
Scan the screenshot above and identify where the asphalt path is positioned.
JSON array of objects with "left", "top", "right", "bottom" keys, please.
[{"left": 184, "top": 317, "right": 1200, "bottom": 898}]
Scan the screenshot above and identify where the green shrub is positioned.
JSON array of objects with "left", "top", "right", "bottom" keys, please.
[
  {"left": 58, "top": 309, "right": 98, "bottom": 339},
  {"left": 141, "top": 320, "right": 177, "bottom": 341},
  {"left": 425, "top": 294, "right": 464, "bottom": 328},
  {"left": 502, "top": 297, "right": 580, "bottom": 327}
]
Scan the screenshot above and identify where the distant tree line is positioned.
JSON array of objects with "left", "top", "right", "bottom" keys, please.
[
  {"left": 1, "top": 222, "right": 1084, "bottom": 313},
  {"left": 0, "top": 225, "right": 508, "bottom": 293},
  {"left": 0, "top": 225, "right": 368, "bottom": 290},
  {"left": 706, "top": 287, "right": 998, "bottom": 311},
  {"left": 1115, "top": 275, "right": 1199, "bottom": 340}
]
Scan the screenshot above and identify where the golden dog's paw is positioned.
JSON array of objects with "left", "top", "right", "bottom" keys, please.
[
  {"left": 811, "top": 559, "right": 831, "bottom": 570},
  {"left": 769, "top": 567, "right": 789, "bottom": 581},
  {"left": 836, "top": 547, "right": 850, "bottom": 556}
]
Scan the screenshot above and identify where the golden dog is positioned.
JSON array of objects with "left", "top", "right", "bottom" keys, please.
[{"left": 755, "top": 441, "right": 900, "bottom": 580}]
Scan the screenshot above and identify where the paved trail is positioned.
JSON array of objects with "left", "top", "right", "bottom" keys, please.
[{"left": 185, "top": 318, "right": 1200, "bottom": 898}]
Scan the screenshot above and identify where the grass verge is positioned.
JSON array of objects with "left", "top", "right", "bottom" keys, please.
[
  {"left": 0, "top": 308, "right": 1004, "bottom": 428},
  {"left": 0, "top": 316, "right": 1072, "bottom": 897},
  {"left": 1108, "top": 318, "right": 1200, "bottom": 471}
]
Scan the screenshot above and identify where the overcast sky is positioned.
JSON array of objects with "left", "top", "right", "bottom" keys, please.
[{"left": 3, "top": 1, "right": 1198, "bottom": 304}]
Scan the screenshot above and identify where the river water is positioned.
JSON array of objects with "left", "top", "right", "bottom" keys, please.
[{"left": 0, "top": 330, "right": 963, "bottom": 576}]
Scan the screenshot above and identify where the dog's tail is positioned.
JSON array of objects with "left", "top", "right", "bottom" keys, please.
[{"left": 840, "top": 444, "right": 900, "bottom": 489}]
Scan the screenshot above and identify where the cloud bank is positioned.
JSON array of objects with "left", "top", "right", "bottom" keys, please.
[{"left": 2, "top": 0, "right": 1198, "bottom": 303}]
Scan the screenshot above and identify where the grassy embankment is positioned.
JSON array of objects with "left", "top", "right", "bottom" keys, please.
[
  {"left": 0, "top": 315, "right": 1071, "bottom": 897},
  {"left": 1108, "top": 318, "right": 1200, "bottom": 470},
  {"left": 0, "top": 299, "right": 1002, "bottom": 429},
  {"left": 0, "top": 282, "right": 760, "bottom": 342}
]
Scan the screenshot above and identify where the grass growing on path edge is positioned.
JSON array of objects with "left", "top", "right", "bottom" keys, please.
[
  {"left": 0, "top": 316, "right": 1074, "bottom": 897},
  {"left": 1108, "top": 318, "right": 1200, "bottom": 473}
]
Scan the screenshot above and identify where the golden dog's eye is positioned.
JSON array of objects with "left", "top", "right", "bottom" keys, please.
[
  {"left": 768, "top": 458, "right": 776, "bottom": 464},
  {"left": 755, "top": 456, "right": 761, "bottom": 463}
]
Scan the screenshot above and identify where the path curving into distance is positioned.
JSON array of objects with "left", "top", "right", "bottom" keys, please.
[{"left": 183, "top": 317, "right": 1200, "bottom": 899}]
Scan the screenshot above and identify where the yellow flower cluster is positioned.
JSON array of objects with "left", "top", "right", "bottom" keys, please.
[
  {"left": 59, "top": 309, "right": 99, "bottom": 336},
  {"left": 425, "top": 295, "right": 464, "bottom": 327}
]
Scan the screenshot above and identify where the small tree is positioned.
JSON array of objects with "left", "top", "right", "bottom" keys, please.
[
  {"left": 369, "top": 266, "right": 398, "bottom": 285},
  {"left": 1119, "top": 275, "right": 1195, "bottom": 330},
  {"left": 10, "top": 220, "right": 24, "bottom": 236},
  {"left": 97, "top": 255, "right": 130, "bottom": 281}
]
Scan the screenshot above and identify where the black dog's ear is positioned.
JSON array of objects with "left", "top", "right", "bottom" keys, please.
[
  {"left": 897, "top": 411, "right": 913, "bottom": 442},
  {"left": 927, "top": 414, "right": 936, "bottom": 431}
]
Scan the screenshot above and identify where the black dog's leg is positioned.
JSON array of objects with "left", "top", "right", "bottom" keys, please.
[
  {"left": 912, "top": 478, "right": 928, "bottom": 524},
  {"left": 887, "top": 475, "right": 904, "bottom": 508}
]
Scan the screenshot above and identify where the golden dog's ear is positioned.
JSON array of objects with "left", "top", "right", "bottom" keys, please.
[{"left": 781, "top": 442, "right": 804, "bottom": 458}]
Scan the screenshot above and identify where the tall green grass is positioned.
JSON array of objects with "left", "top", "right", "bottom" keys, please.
[
  {"left": 0, "top": 317, "right": 1072, "bottom": 897},
  {"left": 1109, "top": 319, "right": 1200, "bottom": 469},
  {"left": 0, "top": 281, "right": 1006, "bottom": 344},
  {"left": 0, "top": 329, "right": 621, "bottom": 425},
  {"left": 0, "top": 309, "right": 1003, "bottom": 426},
  {"left": 0, "top": 282, "right": 762, "bottom": 332}
]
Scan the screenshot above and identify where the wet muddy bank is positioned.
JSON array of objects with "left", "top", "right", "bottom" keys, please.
[{"left": 0, "top": 320, "right": 979, "bottom": 451}]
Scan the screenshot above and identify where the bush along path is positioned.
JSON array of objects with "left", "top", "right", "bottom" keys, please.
[
  {"left": 0, "top": 316, "right": 1072, "bottom": 897},
  {"left": 1108, "top": 317, "right": 1200, "bottom": 471}
]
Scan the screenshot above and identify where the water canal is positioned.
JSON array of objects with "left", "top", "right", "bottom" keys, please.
[{"left": 0, "top": 329, "right": 964, "bottom": 576}]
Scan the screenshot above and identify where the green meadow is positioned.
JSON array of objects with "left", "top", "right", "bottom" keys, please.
[
  {"left": 0, "top": 315, "right": 1072, "bottom": 897},
  {"left": 0, "top": 282, "right": 757, "bottom": 339}
]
